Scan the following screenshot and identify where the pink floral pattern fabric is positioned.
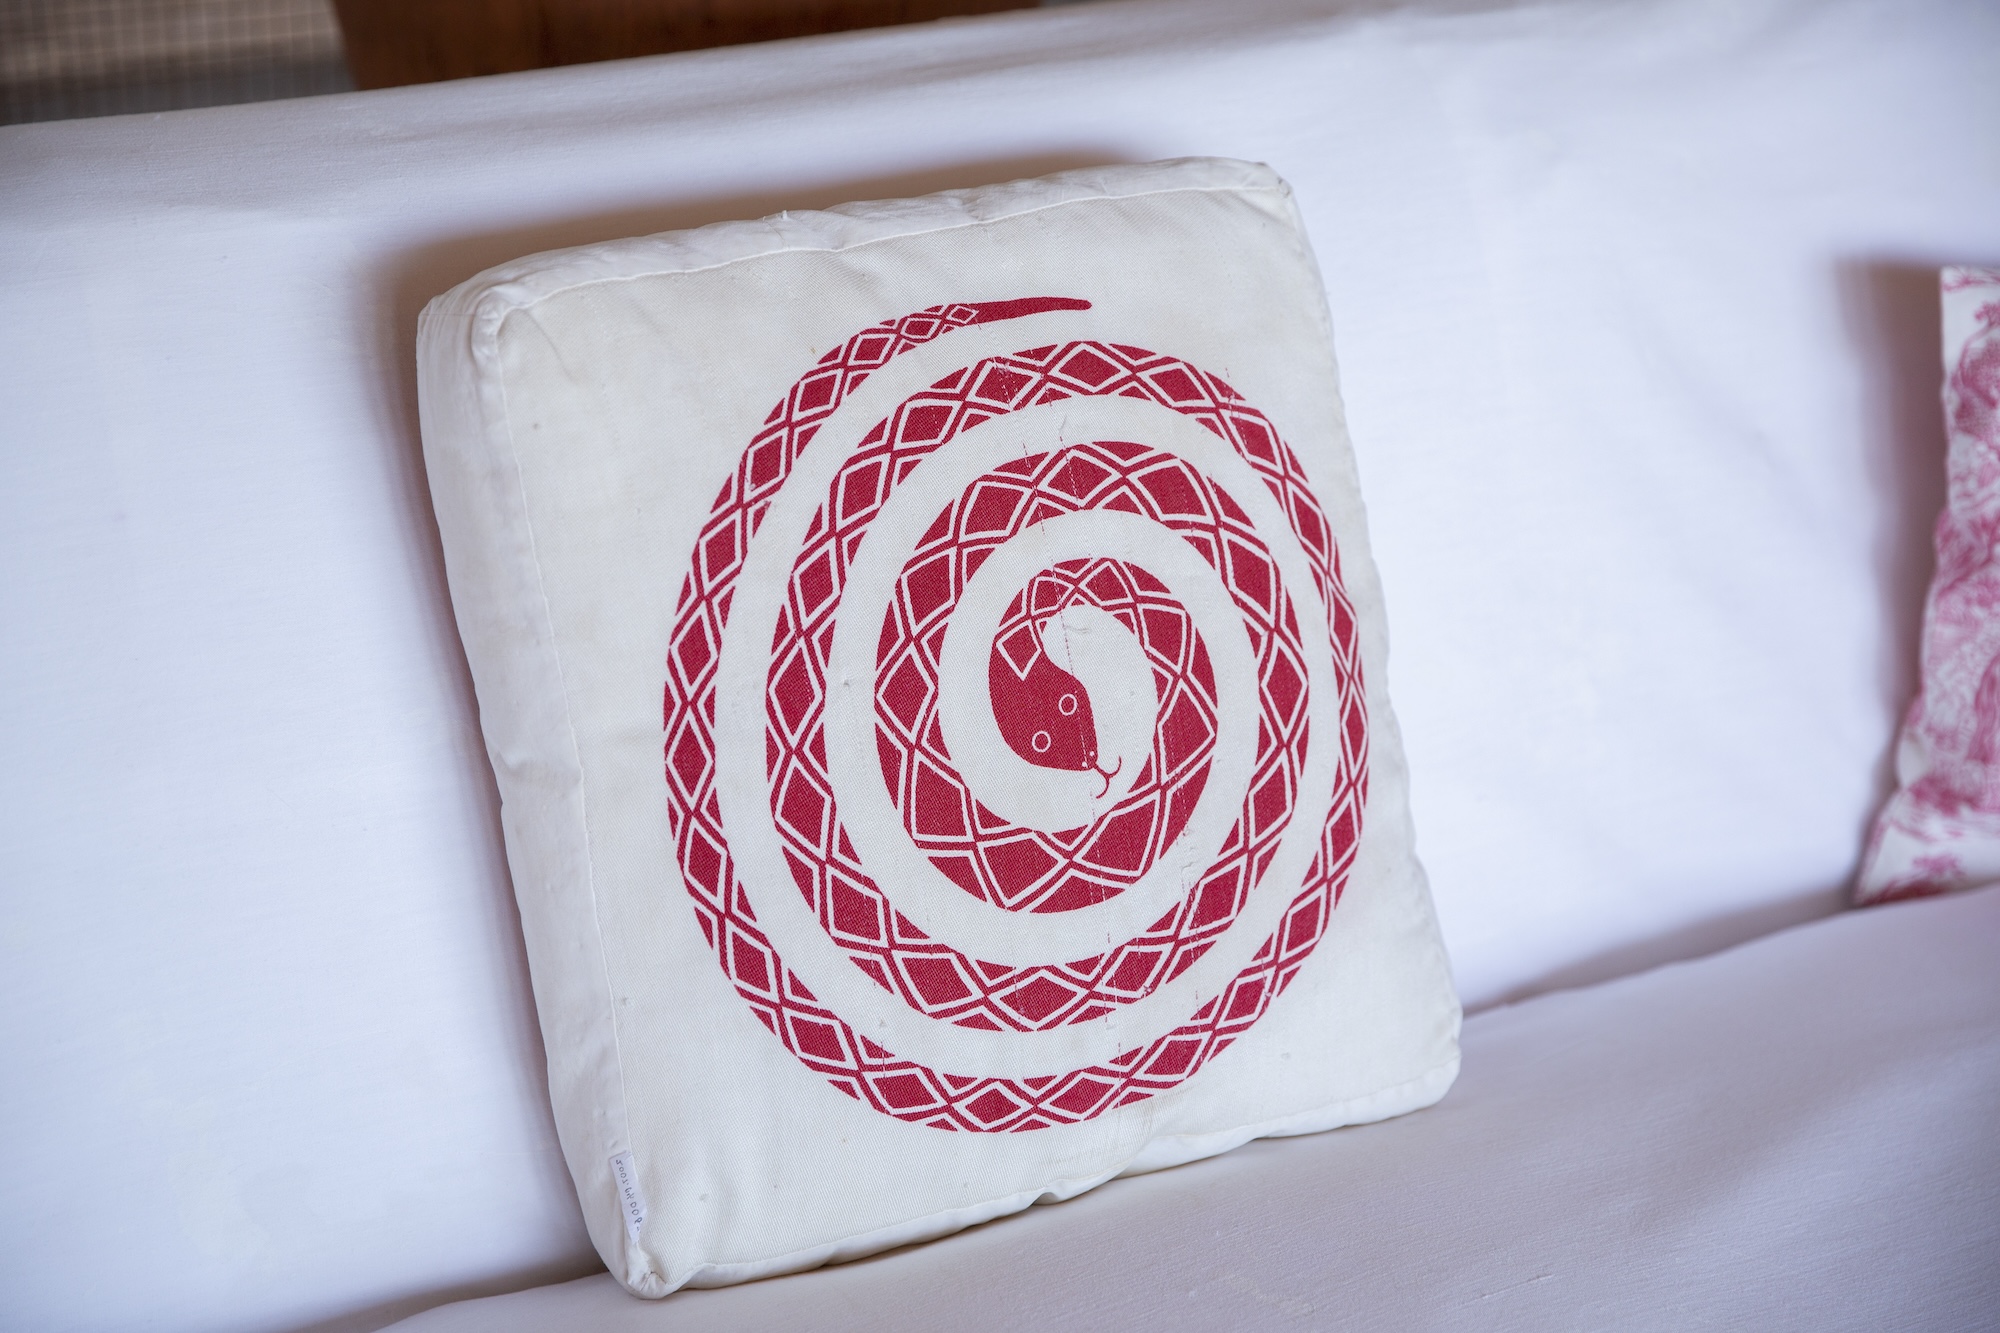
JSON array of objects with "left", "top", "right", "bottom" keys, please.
[{"left": 1859, "top": 267, "right": 2000, "bottom": 904}]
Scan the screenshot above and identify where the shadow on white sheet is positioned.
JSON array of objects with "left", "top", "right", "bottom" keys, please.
[{"left": 389, "top": 884, "right": 2000, "bottom": 1332}]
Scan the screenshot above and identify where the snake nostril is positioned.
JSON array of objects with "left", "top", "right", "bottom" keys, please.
[{"left": 1031, "top": 730, "right": 1051, "bottom": 753}]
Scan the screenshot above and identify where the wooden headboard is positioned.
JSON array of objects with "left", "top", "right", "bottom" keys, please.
[{"left": 332, "top": 0, "right": 1035, "bottom": 88}]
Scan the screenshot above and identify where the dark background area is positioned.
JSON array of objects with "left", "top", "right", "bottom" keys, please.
[{"left": 0, "top": 0, "right": 1069, "bottom": 124}]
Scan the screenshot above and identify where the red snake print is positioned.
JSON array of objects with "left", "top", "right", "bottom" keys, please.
[{"left": 664, "top": 301, "right": 1367, "bottom": 1130}]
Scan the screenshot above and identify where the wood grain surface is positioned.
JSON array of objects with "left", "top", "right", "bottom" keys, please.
[{"left": 332, "top": 0, "right": 1035, "bottom": 88}]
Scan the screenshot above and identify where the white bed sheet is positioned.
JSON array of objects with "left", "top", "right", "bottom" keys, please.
[
  {"left": 393, "top": 884, "right": 2000, "bottom": 1332},
  {"left": 3, "top": 0, "right": 1999, "bottom": 1328}
]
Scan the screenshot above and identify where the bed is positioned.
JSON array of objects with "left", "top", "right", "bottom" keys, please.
[{"left": 2, "top": 0, "right": 1996, "bottom": 1328}]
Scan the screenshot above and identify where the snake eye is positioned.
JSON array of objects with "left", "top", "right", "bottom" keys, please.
[
  {"left": 1058, "top": 693, "right": 1078, "bottom": 716},
  {"left": 1031, "top": 730, "right": 1051, "bottom": 753}
]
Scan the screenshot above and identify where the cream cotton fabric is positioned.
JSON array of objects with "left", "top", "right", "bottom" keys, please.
[{"left": 415, "top": 159, "right": 1458, "bottom": 1295}]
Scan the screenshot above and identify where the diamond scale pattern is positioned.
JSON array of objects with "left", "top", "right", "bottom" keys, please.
[
  {"left": 884, "top": 457, "right": 1223, "bottom": 916},
  {"left": 769, "top": 442, "right": 1303, "bottom": 1032},
  {"left": 662, "top": 300, "right": 1368, "bottom": 1131}
]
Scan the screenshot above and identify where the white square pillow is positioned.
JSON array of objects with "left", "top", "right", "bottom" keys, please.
[
  {"left": 1859, "top": 266, "right": 2000, "bottom": 903},
  {"left": 416, "top": 158, "right": 1459, "bottom": 1296}
]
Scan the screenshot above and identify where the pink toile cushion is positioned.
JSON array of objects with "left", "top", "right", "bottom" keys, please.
[{"left": 1859, "top": 267, "right": 2000, "bottom": 904}]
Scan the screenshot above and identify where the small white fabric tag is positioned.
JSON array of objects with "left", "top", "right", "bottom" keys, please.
[{"left": 609, "top": 1151, "right": 647, "bottom": 1242}]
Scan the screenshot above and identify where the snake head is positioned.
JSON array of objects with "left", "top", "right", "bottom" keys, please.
[{"left": 987, "top": 615, "right": 1103, "bottom": 779}]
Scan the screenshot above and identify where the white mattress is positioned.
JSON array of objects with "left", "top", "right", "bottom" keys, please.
[
  {"left": 3, "top": 0, "right": 1998, "bottom": 1328},
  {"left": 391, "top": 884, "right": 2000, "bottom": 1331}
]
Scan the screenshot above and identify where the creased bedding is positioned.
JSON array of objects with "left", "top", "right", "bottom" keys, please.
[{"left": 393, "top": 884, "right": 2000, "bottom": 1332}]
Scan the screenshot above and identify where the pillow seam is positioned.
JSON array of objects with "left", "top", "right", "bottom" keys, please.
[
  {"left": 465, "top": 179, "right": 1294, "bottom": 321},
  {"left": 487, "top": 326, "right": 658, "bottom": 1289}
]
